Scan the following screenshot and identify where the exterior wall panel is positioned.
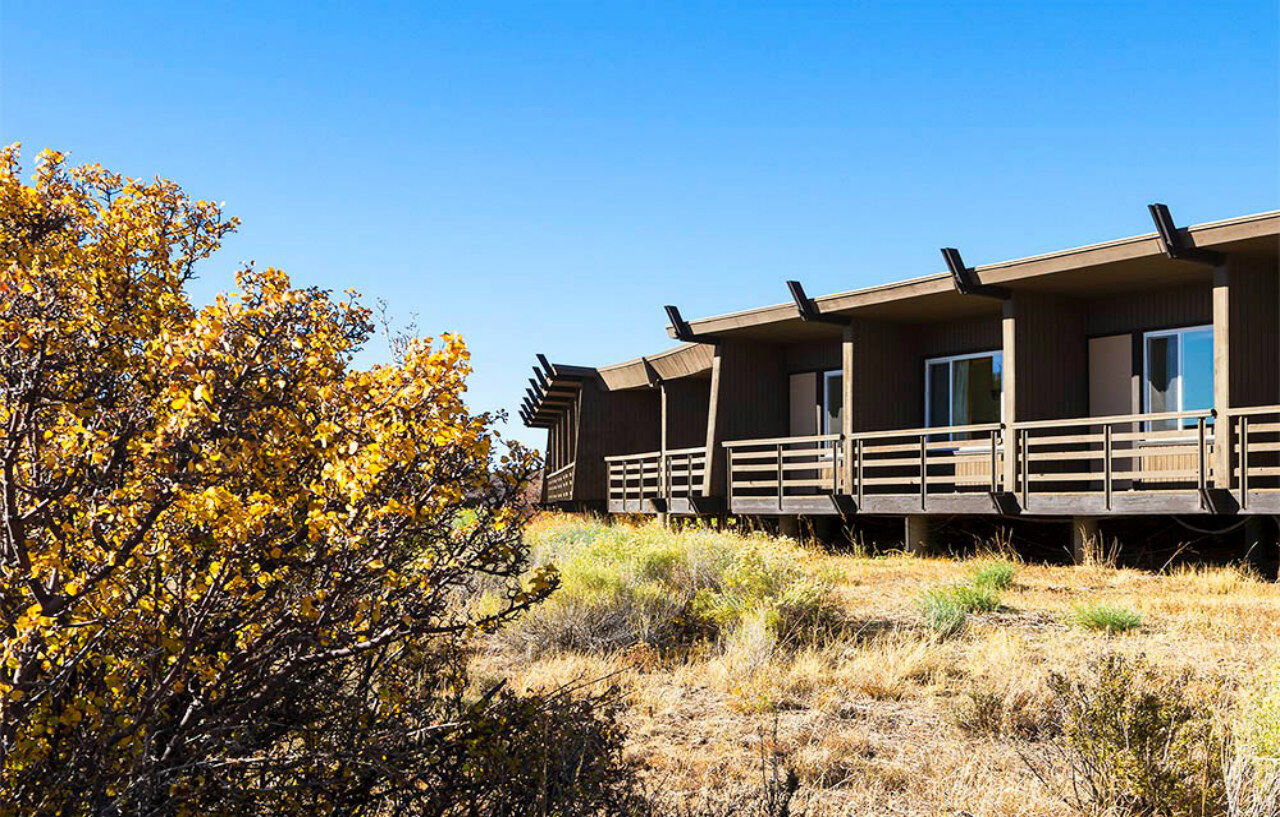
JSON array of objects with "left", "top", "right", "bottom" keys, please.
[
  {"left": 1085, "top": 284, "right": 1212, "bottom": 337},
  {"left": 663, "top": 378, "right": 711, "bottom": 450},
  {"left": 1014, "top": 292, "right": 1088, "bottom": 422},
  {"left": 1229, "top": 259, "right": 1279, "bottom": 407},
  {"left": 574, "top": 381, "right": 660, "bottom": 503}
]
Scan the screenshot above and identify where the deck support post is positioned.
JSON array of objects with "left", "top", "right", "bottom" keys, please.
[
  {"left": 778, "top": 515, "right": 801, "bottom": 541},
  {"left": 1243, "top": 516, "right": 1277, "bottom": 580},
  {"left": 904, "top": 515, "right": 932, "bottom": 555},
  {"left": 1070, "top": 516, "right": 1100, "bottom": 565}
]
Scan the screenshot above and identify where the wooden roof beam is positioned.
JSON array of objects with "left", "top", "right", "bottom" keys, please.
[
  {"left": 664, "top": 305, "right": 720, "bottom": 344},
  {"left": 941, "top": 248, "right": 1010, "bottom": 300},
  {"left": 786, "top": 280, "right": 854, "bottom": 325},
  {"left": 1149, "top": 203, "right": 1226, "bottom": 266},
  {"left": 640, "top": 356, "right": 663, "bottom": 387}
]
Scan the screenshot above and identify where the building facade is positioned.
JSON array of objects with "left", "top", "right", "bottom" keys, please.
[{"left": 521, "top": 208, "right": 1280, "bottom": 556}]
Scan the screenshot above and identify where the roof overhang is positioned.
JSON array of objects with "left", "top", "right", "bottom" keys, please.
[
  {"left": 597, "top": 343, "right": 715, "bottom": 391},
  {"left": 522, "top": 357, "right": 598, "bottom": 429},
  {"left": 668, "top": 210, "right": 1280, "bottom": 341}
]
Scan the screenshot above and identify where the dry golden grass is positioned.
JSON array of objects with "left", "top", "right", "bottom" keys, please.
[{"left": 476, "top": 515, "right": 1280, "bottom": 815}]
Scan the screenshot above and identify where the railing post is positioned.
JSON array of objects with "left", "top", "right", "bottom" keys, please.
[
  {"left": 831, "top": 438, "right": 840, "bottom": 495},
  {"left": 855, "top": 438, "right": 864, "bottom": 507},
  {"left": 776, "top": 442, "right": 784, "bottom": 512},
  {"left": 1196, "top": 417, "right": 1207, "bottom": 495},
  {"left": 725, "top": 447, "right": 733, "bottom": 505},
  {"left": 659, "top": 452, "right": 668, "bottom": 502},
  {"left": 919, "top": 434, "right": 928, "bottom": 510},
  {"left": 1239, "top": 416, "right": 1249, "bottom": 509},
  {"left": 989, "top": 429, "right": 999, "bottom": 493},
  {"left": 1019, "top": 428, "right": 1029, "bottom": 508},
  {"left": 1103, "top": 423, "right": 1113, "bottom": 511}
]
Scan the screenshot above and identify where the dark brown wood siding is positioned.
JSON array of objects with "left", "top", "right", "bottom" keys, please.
[
  {"left": 1229, "top": 259, "right": 1279, "bottom": 407},
  {"left": 850, "top": 319, "right": 922, "bottom": 432},
  {"left": 1084, "top": 284, "right": 1212, "bottom": 337},
  {"left": 663, "top": 378, "right": 711, "bottom": 450},
  {"left": 1013, "top": 292, "right": 1088, "bottom": 422},
  {"left": 704, "top": 340, "right": 787, "bottom": 495},
  {"left": 920, "top": 316, "right": 1003, "bottom": 359},
  {"left": 573, "top": 381, "right": 660, "bottom": 503},
  {"left": 784, "top": 339, "right": 842, "bottom": 373}
]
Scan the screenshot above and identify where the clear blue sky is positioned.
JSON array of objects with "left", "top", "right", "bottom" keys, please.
[{"left": 2, "top": 1, "right": 1276, "bottom": 449}]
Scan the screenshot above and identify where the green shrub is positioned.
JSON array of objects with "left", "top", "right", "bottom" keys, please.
[
  {"left": 1039, "top": 653, "right": 1226, "bottom": 816},
  {"left": 1072, "top": 602, "right": 1142, "bottom": 633},
  {"left": 503, "top": 517, "right": 841, "bottom": 656},
  {"left": 1238, "top": 664, "right": 1280, "bottom": 760},
  {"left": 970, "top": 560, "right": 1015, "bottom": 591}
]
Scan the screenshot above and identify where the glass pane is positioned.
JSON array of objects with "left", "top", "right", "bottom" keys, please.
[
  {"left": 928, "top": 363, "right": 950, "bottom": 428},
  {"left": 951, "top": 355, "right": 1002, "bottom": 440},
  {"left": 1181, "top": 328, "right": 1214, "bottom": 427},
  {"left": 824, "top": 373, "right": 843, "bottom": 434},
  {"left": 1147, "top": 335, "right": 1178, "bottom": 431}
]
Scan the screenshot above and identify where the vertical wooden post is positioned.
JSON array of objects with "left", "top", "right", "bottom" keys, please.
[
  {"left": 1103, "top": 423, "right": 1113, "bottom": 511},
  {"left": 659, "top": 383, "right": 669, "bottom": 500},
  {"left": 842, "top": 323, "right": 855, "bottom": 495},
  {"left": 776, "top": 442, "right": 784, "bottom": 511},
  {"left": 1001, "top": 298, "right": 1018, "bottom": 491},
  {"left": 701, "top": 347, "right": 724, "bottom": 497},
  {"left": 919, "top": 435, "right": 928, "bottom": 510},
  {"left": 1213, "top": 264, "right": 1232, "bottom": 488},
  {"left": 1071, "top": 517, "right": 1100, "bottom": 565},
  {"left": 1019, "top": 428, "right": 1029, "bottom": 508},
  {"left": 1240, "top": 416, "right": 1250, "bottom": 508},
  {"left": 855, "top": 438, "right": 864, "bottom": 507}
]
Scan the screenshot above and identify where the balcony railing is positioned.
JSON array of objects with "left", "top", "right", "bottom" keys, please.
[
  {"left": 723, "top": 434, "right": 844, "bottom": 511},
  {"left": 1228, "top": 406, "right": 1280, "bottom": 508},
  {"left": 545, "top": 461, "right": 575, "bottom": 503},
  {"left": 1012, "top": 409, "right": 1215, "bottom": 511},
  {"left": 605, "top": 447, "right": 708, "bottom": 511},
  {"left": 850, "top": 423, "right": 1004, "bottom": 505},
  {"left": 716, "top": 406, "right": 1280, "bottom": 515}
]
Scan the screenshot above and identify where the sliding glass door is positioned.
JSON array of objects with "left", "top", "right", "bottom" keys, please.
[
  {"left": 1144, "top": 325, "right": 1213, "bottom": 430},
  {"left": 925, "top": 351, "right": 1003, "bottom": 439}
]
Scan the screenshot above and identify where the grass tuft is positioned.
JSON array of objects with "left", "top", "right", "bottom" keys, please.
[
  {"left": 918, "top": 581, "right": 1001, "bottom": 636},
  {"left": 1071, "top": 601, "right": 1142, "bottom": 633},
  {"left": 970, "top": 560, "right": 1015, "bottom": 591}
]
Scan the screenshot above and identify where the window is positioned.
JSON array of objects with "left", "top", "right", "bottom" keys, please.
[
  {"left": 822, "top": 370, "right": 843, "bottom": 434},
  {"left": 1144, "top": 325, "right": 1213, "bottom": 430},
  {"left": 925, "top": 351, "right": 1003, "bottom": 438}
]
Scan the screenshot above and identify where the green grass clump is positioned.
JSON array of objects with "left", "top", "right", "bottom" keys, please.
[
  {"left": 970, "top": 560, "right": 1015, "bottom": 591},
  {"left": 918, "top": 588, "right": 970, "bottom": 637},
  {"left": 1071, "top": 602, "right": 1142, "bottom": 633},
  {"left": 918, "top": 567, "right": 1006, "bottom": 637},
  {"left": 501, "top": 515, "right": 841, "bottom": 657}
]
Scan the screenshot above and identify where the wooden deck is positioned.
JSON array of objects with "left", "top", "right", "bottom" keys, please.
[{"left": 710, "top": 406, "right": 1280, "bottom": 517}]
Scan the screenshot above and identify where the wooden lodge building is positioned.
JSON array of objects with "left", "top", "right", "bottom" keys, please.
[{"left": 521, "top": 206, "right": 1280, "bottom": 560}]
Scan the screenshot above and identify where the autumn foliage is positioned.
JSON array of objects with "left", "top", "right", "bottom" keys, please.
[{"left": 0, "top": 146, "right": 572, "bottom": 814}]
